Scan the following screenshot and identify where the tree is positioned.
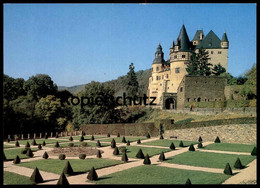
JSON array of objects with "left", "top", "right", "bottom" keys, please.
[
  {"left": 212, "top": 64, "right": 226, "bottom": 76},
  {"left": 126, "top": 63, "right": 139, "bottom": 101},
  {"left": 3, "top": 75, "right": 26, "bottom": 101},
  {"left": 186, "top": 52, "right": 199, "bottom": 76}
]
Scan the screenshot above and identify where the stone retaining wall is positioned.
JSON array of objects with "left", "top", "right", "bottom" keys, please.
[{"left": 164, "top": 124, "right": 256, "bottom": 144}]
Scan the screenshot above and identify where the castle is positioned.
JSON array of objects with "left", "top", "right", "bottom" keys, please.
[{"left": 147, "top": 25, "right": 229, "bottom": 110}]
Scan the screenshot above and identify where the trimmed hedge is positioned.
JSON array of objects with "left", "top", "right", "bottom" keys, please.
[
  {"left": 215, "top": 136, "right": 221, "bottom": 143},
  {"left": 13, "top": 155, "right": 21, "bottom": 164},
  {"left": 251, "top": 147, "right": 257, "bottom": 156},
  {"left": 170, "top": 142, "right": 175, "bottom": 150},
  {"left": 122, "top": 136, "right": 127, "bottom": 143},
  {"left": 57, "top": 172, "right": 69, "bottom": 185},
  {"left": 26, "top": 148, "right": 34, "bottom": 157},
  {"left": 188, "top": 144, "right": 195, "bottom": 151},
  {"left": 113, "top": 147, "right": 119, "bottom": 155},
  {"left": 137, "top": 139, "right": 141, "bottom": 144},
  {"left": 63, "top": 161, "right": 74, "bottom": 175},
  {"left": 69, "top": 136, "right": 73, "bottom": 141},
  {"left": 15, "top": 140, "right": 20, "bottom": 147},
  {"left": 224, "top": 163, "right": 232, "bottom": 175},
  {"left": 126, "top": 140, "right": 130, "bottom": 146},
  {"left": 159, "top": 152, "right": 165, "bottom": 161},
  {"left": 30, "top": 167, "right": 44, "bottom": 184},
  {"left": 121, "top": 152, "right": 128, "bottom": 162},
  {"left": 87, "top": 167, "right": 98, "bottom": 181},
  {"left": 234, "top": 157, "right": 244, "bottom": 169},
  {"left": 42, "top": 141, "right": 46, "bottom": 146},
  {"left": 179, "top": 141, "right": 184, "bottom": 147},
  {"left": 185, "top": 178, "right": 192, "bottom": 185},
  {"left": 136, "top": 148, "right": 145, "bottom": 159},
  {"left": 143, "top": 154, "right": 151, "bottom": 165},
  {"left": 197, "top": 142, "right": 203, "bottom": 148},
  {"left": 96, "top": 150, "right": 102, "bottom": 158}
]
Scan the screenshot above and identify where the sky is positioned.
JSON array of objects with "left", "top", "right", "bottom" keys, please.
[{"left": 4, "top": 3, "right": 256, "bottom": 87}]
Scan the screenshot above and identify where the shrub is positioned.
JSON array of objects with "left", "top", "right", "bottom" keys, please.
[
  {"left": 55, "top": 141, "right": 60, "bottom": 148},
  {"left": 87, "top": 167, "right": 98, "bottom": 181},
  {"left": 42, "top": 152, "right": 49, "bottom": 159},
  {"left": 117, "top": 133, "right": 120, "bottom": 137},
  {"left": 179, "top": 141, "right": 184, "bottom": 147},
  {"left": 137, "top": 139, "right": 141, "bottom": 144},
  {"left": 127, "top": 140, "right": 130, "bottom": 146},
  {"left": 234, "top": 157, "right": 244, "bottom": 169},
  {"left": 63, "top": 161, "right": 74, "bottom": 175},
  {"left": 79, "top": 136, "right": 84, "bottom": 142},
  {"left": 68, "top": 143, "right": 74, "bottom": 147},
  {"left": 13, "top": 155, "right": 21, "bottom": 164},
  {"left": 197, "top": 142, "right": 203, "bottom": 148},
  {"left": 170, "top": 142, "right": 175, "bottom": 150},
  {"left": 143, "top": 154, "right": 151, "bottom": 165},
  {"left": 107, "top": 133, "right": 110, "bottom": 137},
  {"left": 159, "top": 152, "right": 165, "bottom": 161},
  {"left": 81, "top": 142, "right": 88, "bottom": 147},
  {"left": 121, "top": 152, "right": 128, "bottom": 162},
  {"left": 21, "top": 148, "right": 29, "bottom": 154},
  {"left": 111, "top": 139, "right": 116, "bottom": 148},
  {"left": 42, "top": 141, "right": 46, "bottom": 146},
  {"left": 96, "top": 140, "right": 101, "bottom": 147},
  {"left": 26, "top": 148, "right": 34, "bottom": 157},
  {"left": 15, "top": 140, "right": 20, "bottom": 147},
  {"left": 185, "top": 178, "right": 192, "bottom": 185},
  {"left": 198, "top": 136, "right": 203, "bottom": 142},
  {"left": 189, "top": 144, "right": 195, "bottom": 151},
  {"left": 223, "top": 163, "right": 233, "bottom": 175},
  {"left": 79, "top": 154, "right": 86, "bottom": 160},
  {"left": 30, "top": 167, "right": 44, "bottom": 184},
  {"left": 113, "top": 147, "right": 119, "bottom": 155},
  {"left": 59, "top": 154, "right": 66, "bottom": 160},
  {"left": 146, "top": 133, "right": 151, "bottom": 138},
  {"left": 122, "top": 136, "right": 127, "bottom": 143},
  {"left": 25, "top": 142, "right": 30, "bottom": 148},
  {"left": 251, "top": 147, "right": 257, "bottom": 156},
  {"left": 96, "top": 150, "right": 102, "bottom": 158},
  {"left": 91, "top": 135, "right": 95, "bottom": 140},
  {"left": 57, "top": 172, "right": 70, "bottom": 185},
  {"left": 136, "top": 148, "right": 145, "bottom": 159},
  {"left": 32, "top": 139, "right": 37, "bottom": 146},
  {"left": 69, "top": 136, "right": 73, "bottom": 141},
  {"left": 214, "top": 136, "right": 221, "bottom": 143},
  {"left": 160, "top": 134, "right": 164, "bottom": 140}
]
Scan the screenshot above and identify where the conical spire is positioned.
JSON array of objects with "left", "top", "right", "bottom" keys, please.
[
  {"left": 221, "top": 32, "right": 228, "bottom": 42},
  {"left": 176, "top": 24, "right": 191, "bottom": 51},
  {"left": 171, "top": 40, "right": 175, "bottom": 48}
]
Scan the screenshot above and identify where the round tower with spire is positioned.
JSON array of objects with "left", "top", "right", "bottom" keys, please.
[{"left": 221, "top": 32, "right": 229, "bottom": 49}]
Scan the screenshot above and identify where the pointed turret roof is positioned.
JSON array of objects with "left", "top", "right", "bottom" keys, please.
[
  {"left": 176, "top": 25, "right": 191, "bottom": 51},
  {"left": 153, "top": 43, "right": 165, "bottom": 64},
  {"left": 221, "top": 32, "right": 228, "bottom": 42},
  {"left": 192, "top": 30, "right": 204, "bottom": 41},
  {"left": 170, "top": 40, "right": 175, "bottom": 48},
  {"left": 195, "top": 30, "right": 221, "bottom": 49}
]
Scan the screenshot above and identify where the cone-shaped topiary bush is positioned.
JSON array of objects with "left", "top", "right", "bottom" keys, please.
[
  {"left": 215, "top": 136, "right": 221, "bottom": 143},
  {"left": 160, "top": 134, "right": 164, "bottom": 140},
  {"left": 189, "top": 144, "right": 195, "bottom": 151},
  {"left": 117, "top": 133, "right": 120, "bottom": 137},
  {"left": 42, "top": 141, "right": 46, "bottom": 146},
  {"left": 87, "top": 167, "right": 98, "bottom": 181},
  {"left": 59, "top": 154, "right": 66, "bottom": 160},
  {"left": 198, "top": 136, "right": 203, "bottom": 142},
  {"left": 81, "top": 142, "right": 88, "bottom": 147},
  {"left": 25, "top": 141, "right": 30, "bottom": 148},
  {"left": 111, "top": 139, "right": 116, "bottom": 148},
  {"left": 55, "top": 134, "right": 59, "bottom": 138},
  {"left": 57, "top": 172, "right": 70, "bottom": 185},
  {"left": 21, "top": 148, "right": 29, "bottom": 154},
  {"left": 68, "top": 143, "right": 74, "bottom": 147},
  {"left": 63, "top": 161, "right": 74, "bottom": 175},
  {"left": 170, "top": 142, "right": 175, "bottom": 150},
  {"left": 185, "top": 178, "right": 192, "bottom": 185},
  {"left": 69, "top": 136, "right": 73, "bottom": 141},
  {"left": 121, "top": 152, "right": 128, "bottom": 162},
  {"left": 96, "top": 150, "right": 102, "bottom": 158},
  {"left": 122, "top": 136, "right": 127, "bottom": 143},
  {"left": 38, "top": 144, "right": 42, "bottom": 150},
  {"left": 146, "top": 133, "right": 151, "bottom": 138},
  {"left": 55, "top": 141, "right": 60, "bottom": 148},
  {"left": 26, "top": 148, "right": 34, "bottom": 157},
  {"left": 32, "top": 139, "right": 37, "bottom": 146},
  {"left": 113, "top": 147, "right": 119, "bottom": 155},
  {"left": 136, "top": 148, "right": 145, "bottom": 159},
  {"left": 197, "top": 142, "right": 203, "bottom": 148},
  {"left": 91, "top": 135, "right": 95, "bottom": 140},
  {"left": 96, "top": 140, "right": 101, "bottom": 147},
  {"left": 107, "top": 133, "right": 110, "bottom": 137},
  {"left": 30, "top": 167, "right": 43, "bottom": 184},
  {"left": 251, "top": 147, "right": 257, "bottom": 156},
  {"left": 127, "top": 140, "right": 130, "bottom": 146},
  {"left": 143, "top": 154, "right": 151, "bottom": 165},
  {"left": 79, "top": 154, "right": 86, "bottom": 160},
  {"left": 7, "top": 138, "right": 10, "bottom": 142},
  {"left": 3, "top": 152, "right": 6, "bottom": 161},
  {"left": 179, "top": 141, "right": 184, "bottom": 147},
  {"left": 223, "top": 163, "right": 233, "bottom": 175},
  {"left": 15, "top": 140, "right": 20, "bottom": 147},
  {"left": 13, "top": 155, "right": 21, "bottom": 164},
  {"left": 159, "top": 152, "right": 165, "bottom": 161},
  {"left": 234, "top": 157, "right": 244, "bottom": 169},
  {"left": 79, "top": 136, "right": 84, "bottom": 142},
  {"left": 137, "top": 139, "right": 141, "bottom": 144},
  {"left": 42, "top": 151, "right": 49, "bottom": 159}
]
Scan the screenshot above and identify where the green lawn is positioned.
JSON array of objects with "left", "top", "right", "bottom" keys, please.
[
  {"left": 93, "top": 165, "right": 230, "bottom": 184},
  {"left": 116, "top": 146, "right": 172, "bottom": 158},
  {"left": 165, "top": 151, "right": 256, "bottom": 169},
  {"left": 9, "top": 139, "right": 68, "bottom": 146},
  {"left": 46, "top": 141, "right": 110, "bottom": 148},
  {"left": 17, "top": 158, "right": 124, "bottom": 175},
  {"left": 200, "top": 143, "right": 256, "bottom": 153},
  {"left": 4, "top": 148, "right": 39, "bottom": 160},
  {"left": 141, "top": 139, "right": 199, "bottom": 148},
  {"left": 99, "top": 137, "right": 147, "bottom": 143},
  {"left": 4, "top": 171, "right": 34, "bottom": 185},
  {"left": 4, "top": 144, "right": 16, "bottom": 149}
]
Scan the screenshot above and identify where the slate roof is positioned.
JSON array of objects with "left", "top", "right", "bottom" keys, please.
[
  {"left": 195, "top": 30, "right": 221, "bottom": 49},
  {"left": 153, "top": 44, "right": 165, "bottom": 64},
  {"left": 192, "top": 30, "right": 204, "bottom": 41},
  {"left": 176, "top": 25, "right": 192, "bottom": 52},
  {"left": 221, "top": 32, "right": 228, "bottom": 42}
]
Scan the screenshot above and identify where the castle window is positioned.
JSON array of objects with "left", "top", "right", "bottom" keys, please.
[
  {"left": 166, "top": 74, "right": 169, "bottom": 78},
  {"left": 162, "top": 75, "right": 164, "bottom": 80},
  {"left": 215, "top": 81, "right": 217, "bottom": 84},
  {"left": 187, "top": 98, "right": 190, "bottom": 102},
  {"left": 197, "top": 97, "right": 201, "bottom": 102},
  {"left": 175, "top": 67, "right": 180, "bottom": 73},
  {"left": 215, "top": 99, "right": 217, "bottom": 101},
  {"left": 156, "top": 88, "right": 158, "bottom": 90},
  {"left": 182, "top": 55, "right": 186, "bottom": 58},
  {"left": 156, "top": 67, "right": 159, "bottom": 71},
  {"left": 208, "top": 99, "right": 210, "bottom": 101},
  {"left": 168, "top": 87, "right": 169, "bottom": 89},
  {"left": 180, "top": 87, "right": 183, "bottom": 92},
  {"left": 211, "top": 51, "right": 214, "bottom": 54},
  {"left": 156, "top": 76, "right": 159, "bottom": 80},
  {"left": 174, "top": 55, "right": 177, "bottom": 59},
  {"left": 160, "top": 83, "right": 162, "bottom": 86},
  {"left": 218, "top": 51, "right": 222, "bottom": 54},
  {"left": 205, "top": 98, "right": 207, "bottom": 102},
  {"left": 219, "top": 99, "right": 222, "bottom": 101}
]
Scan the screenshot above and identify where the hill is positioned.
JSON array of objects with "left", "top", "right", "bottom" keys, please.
[{"left": 58, "top": 68, "right": 152, "bottom": 96}]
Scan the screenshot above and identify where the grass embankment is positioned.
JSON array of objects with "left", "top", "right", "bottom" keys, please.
[
  {"left": 93, "top": 165, "right": 230, "bottom": 184},
  {"left": 201, "top": 143, "right": 256, "bottom": 153},
  {"left": 141, "top": 139, "right": 199, "bottom": 148},
  {"left": 165, "top": 151, "right": 256, "bottom": 169},
  {"left": 17, "top": 158, "right": 123, "bottom": 175},
  {"left": 4, "top": 171, "right": 34, "bottom": 185}
]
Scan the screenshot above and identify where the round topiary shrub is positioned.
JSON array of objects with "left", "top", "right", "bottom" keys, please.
[
  {"left": 189, "top": 144, "right": 195, "bottom": 151},
  {"left": 170, "top": 142, "right": 175, "bottom": 150},
  {"left": 69, "top": 136, "right": 73, "bottom": 141},
  {"left": 107, "top": 133, "right": 110, "bottom": 137},
  {"left": 30, "top": 167, "right": 44, "bottom": 184},
  {"left": 42, "top": 141, "right": 46, "bottom": 146},
  {"left": 42, "top": 151, "right": 49, "bottom": 159},
  {"left": 81, "top": 142, "right": 88, "bottom": 147},
  {"left": 79, "top": 136, "right": 84, "bottom": 142},
  {"left": 122, "top": 136, "right": 127, "bottom": 143},
  {"left": 251, "top": 147, "right": 257, "bottom": 156},
  {"left": 96, "top": 140, "right": 101, "bottom": 147},
  {"left": 15, "top": 140, "right": 20, "bottom": 147},
  {"left": 185, "top": 178, "right": 192, "bottom": 185},
  {"left": 38, "top": 144, "right": 42, "bottom": 150},
  {"left": 198, "top": 136, "right": 203, "bottom": 142},
  {"left": 113, "top": 147, "right": 119, "bottom": 155},
  {"left": 179, "top": 141, "right": 184, "bottom": 147},
  {"left": 79, "top": 154, "right": 86, "bottom": 160},
  {"left": 224, "top": 163, "right": 232, "bottom": 175},
  {"left": 215, "top": 136, "right": 221, "bottom": 143},
  {"left": 32, "top": 139, "right": 37, "bottom": 146},
  {"left": 160, "top": 134, "right": 164, "bottom": 140},
  {"left": 59, "top": 154, "right": 66, "bottom": 160},
  {"left": 197, "top": 142, "right": 203, "bottom": 148},
  {"left": 121, "top": 152, "right": 128, "bottom": 162},
  {"left": 63, "top": 161, "right": 74, "bottom": 175},
  {"left": 143, "top": 154, "right": 151, "bottom": 165},
  {"left": 234, "top": 157, "right": 244, "bottom": 169},
  {"left": 57, "top": 172, "right": 70, "bottom": 185},
  {"left": 26, "top": 148, "right": 34, "bottom": 157},
  {"left": 136, "top": 148, "right": 145, "bottom": 159},
  {"left": 146, "top": 133, "right": 151, "bottom": 139},
  {"left": 137, "top": 139, "right": 141, "bottom": 144},
  {"left": 55, "top": 141, "right": 60, "bottom": 148},
  {"left": 159, "top": 152, "right": 165, "bottom": 161},
  {"left": 90, "top": 135, "right": 95, "bottom": 140},
  {"left": 13, "top": 155, "right": 21, "bottom": 164},
  {"left": 111, "top": 139, "right": 116, "bottom": 148},
  {"left": 126, "top": 140, "right": 130, "bottom": 146},
  {"left": 87, "top": 167, "right": 98, "bottom": 181},
  {"left": 96, "top": 150, "right": 102, "bottom": 158}
]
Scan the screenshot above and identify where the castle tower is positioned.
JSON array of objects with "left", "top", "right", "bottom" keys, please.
[
  {"left": 221, "top": 32, "right": 229, "bottom": 49},
  {"left": 192, "top": 30, "right": 204, "bottom": 46}
]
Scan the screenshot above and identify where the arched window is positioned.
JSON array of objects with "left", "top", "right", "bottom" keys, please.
[{"left": 197, "top": 97, "right": 201, "bottom": 102}]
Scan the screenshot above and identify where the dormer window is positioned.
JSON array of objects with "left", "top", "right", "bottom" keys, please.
[{"left": 182, "top": 55, "right": 186, "bottom": 58}]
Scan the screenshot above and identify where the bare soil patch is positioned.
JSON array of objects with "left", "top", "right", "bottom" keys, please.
[{"left": 48, "top": 146, "right": 104, "bottom": 157}]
